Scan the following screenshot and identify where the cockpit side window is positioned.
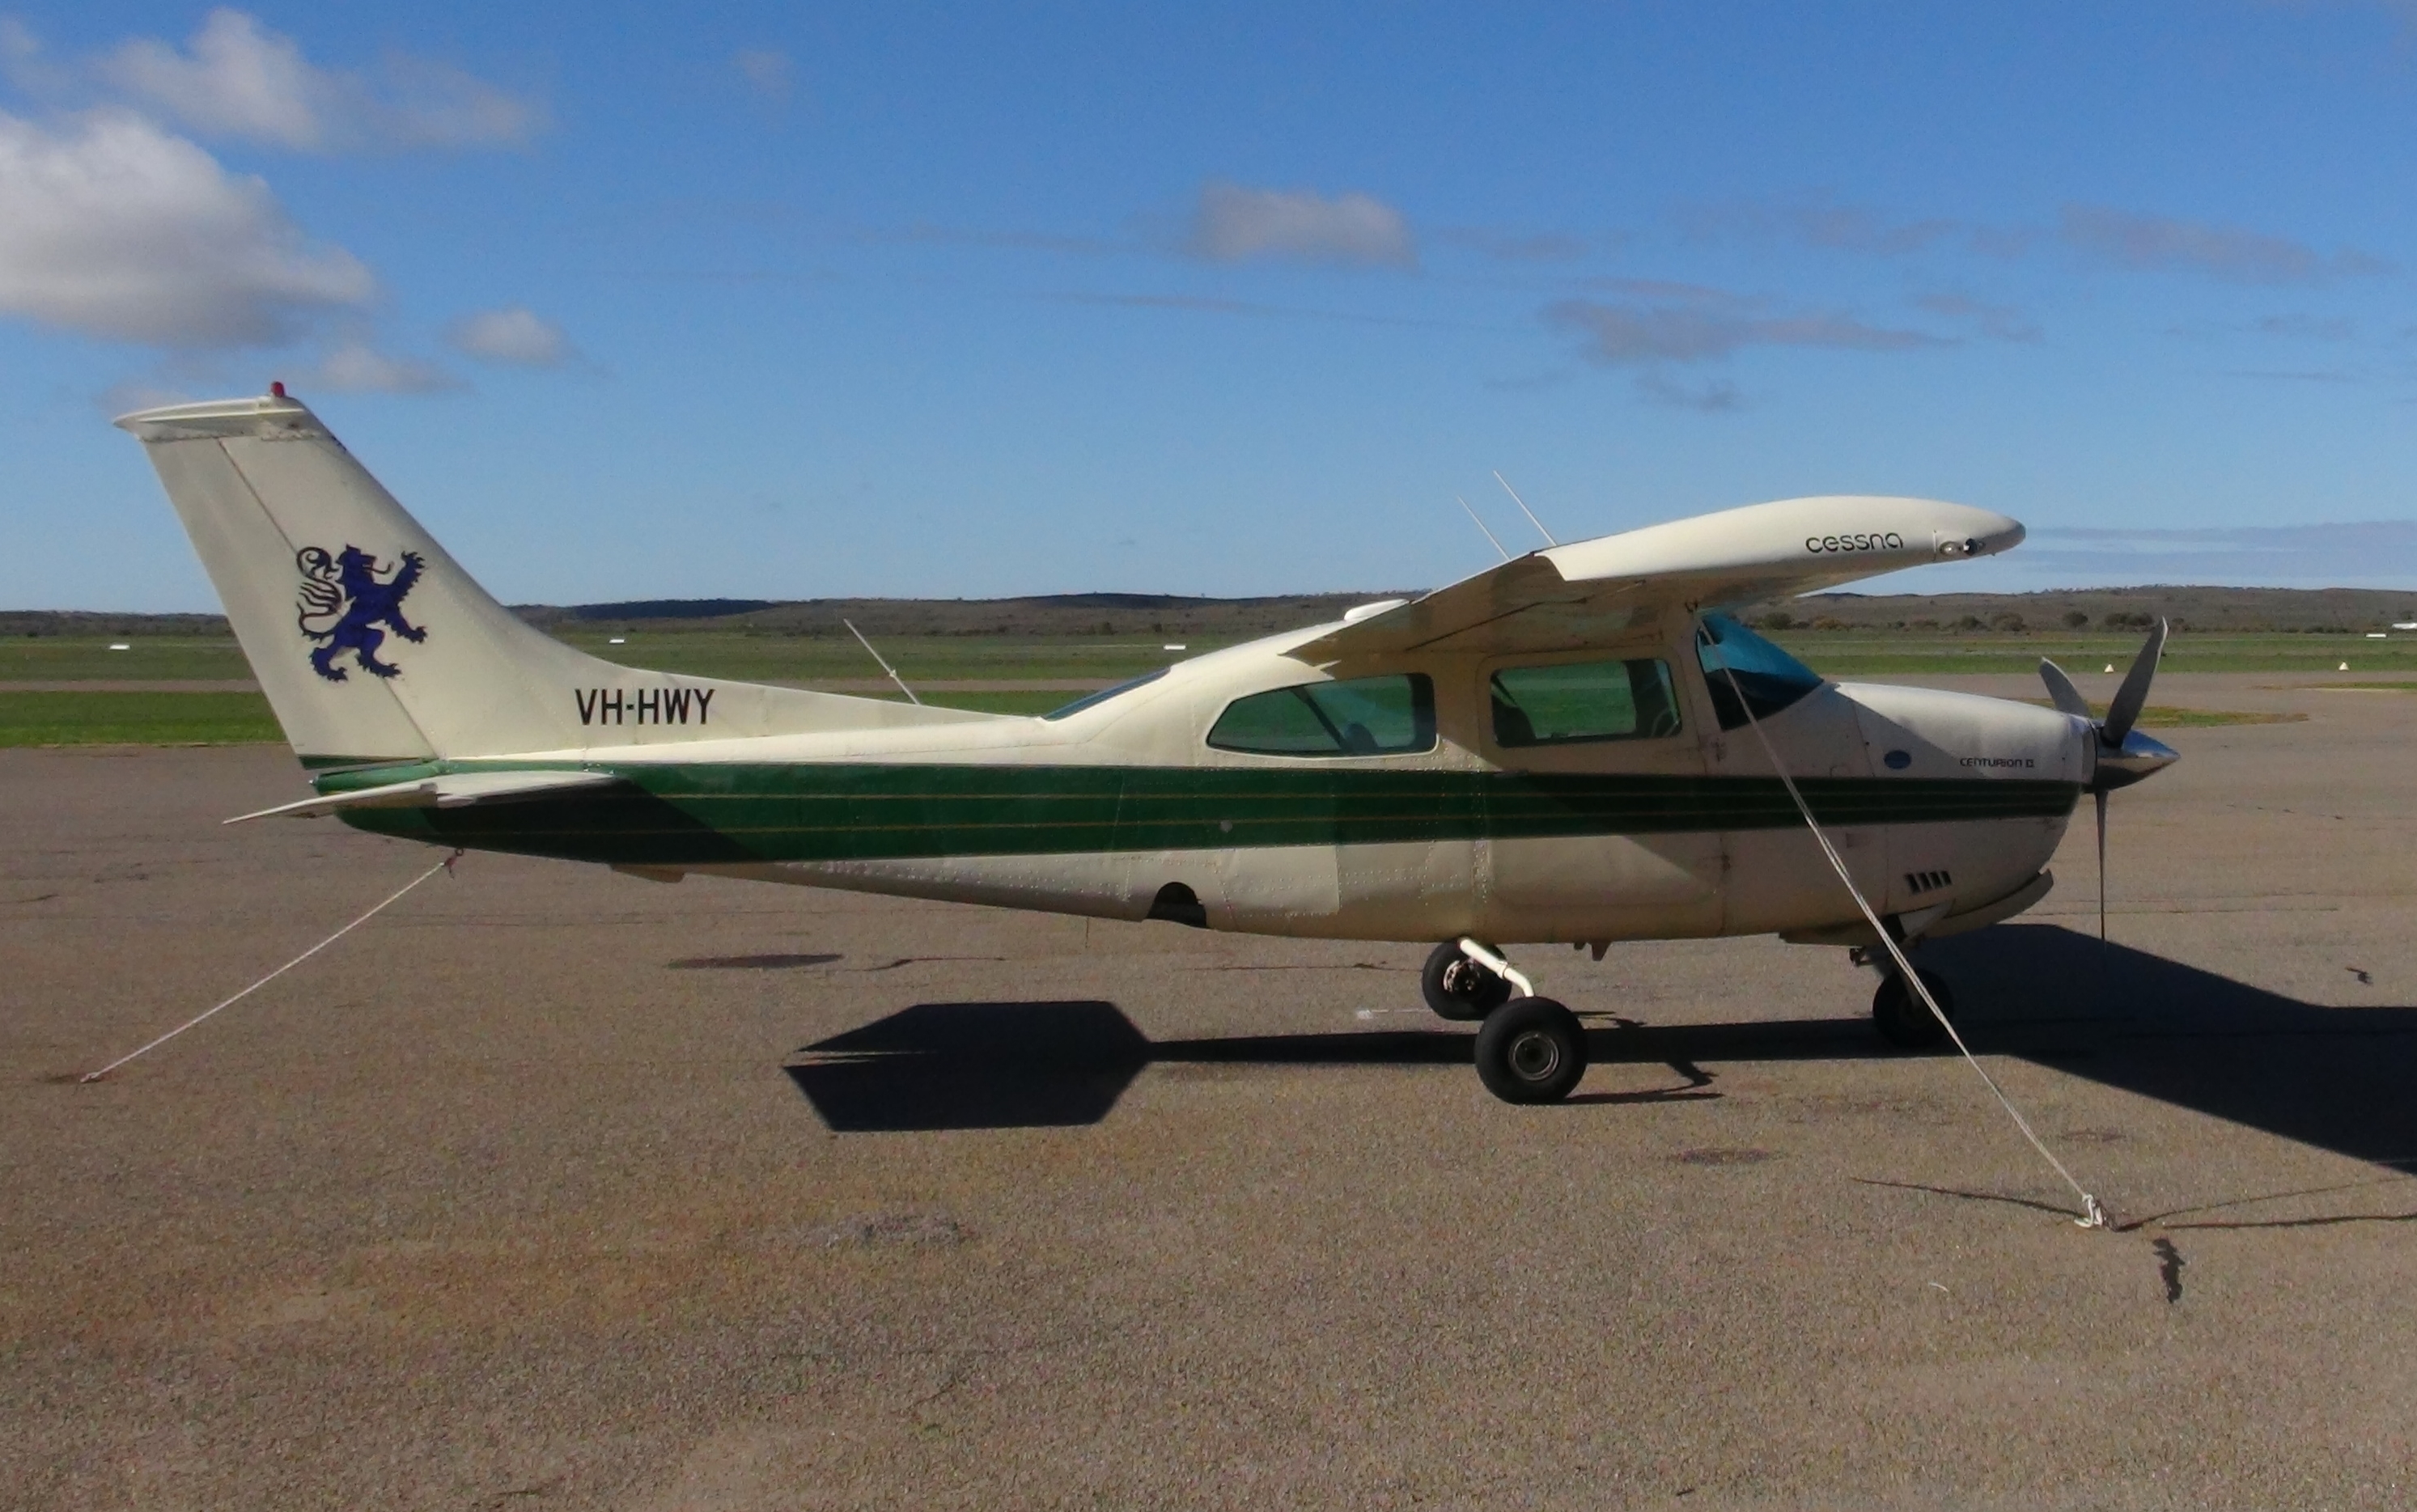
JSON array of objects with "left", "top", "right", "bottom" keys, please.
[
  {"left": 1490, "top": 659, "right": 1682, "bottom": 748},
  {"left": 1695, "top": 612, "right": 1825, "bottom": 730},
  {"left": 1207, "top": 674, "right": 1435, "bottom": 757}
]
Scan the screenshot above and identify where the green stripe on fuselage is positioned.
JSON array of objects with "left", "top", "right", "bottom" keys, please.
[{"left": 334, "top": 762, "right": 2081, "bottom": 868}]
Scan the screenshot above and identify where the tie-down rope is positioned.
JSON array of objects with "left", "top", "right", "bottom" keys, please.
[
  {"left": 79, "top": 850, "right": 460, "bottom": 1084},
  {"left": 1703, "top": 624, "right": 2110, "bottom": 1229}
]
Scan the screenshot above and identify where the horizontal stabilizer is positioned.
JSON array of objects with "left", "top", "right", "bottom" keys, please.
[{"left": 227, "top": 769, "right": 621, "bottom": 824}]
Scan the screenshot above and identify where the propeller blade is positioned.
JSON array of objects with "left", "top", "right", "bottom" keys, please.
[
  {"left": 2101, "top": 620, "right": 2168, "bottom": 748},
  {"left": 2095, "top": 788, "right": 2110, "bottom": 942},
  {"left": 2038, "top": 658, "right": 2093, "bottom": 719}
]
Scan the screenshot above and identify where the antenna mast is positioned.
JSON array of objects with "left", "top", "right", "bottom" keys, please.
[
  {"left": 1493, "top": 471, "right": 1558, "bottom": 546},
  {"left": 844, "top": 619, "right": 922, "bottom": 705},
  {"left": 1456, "top": 496, "right": 1512, "bottom": 562}
]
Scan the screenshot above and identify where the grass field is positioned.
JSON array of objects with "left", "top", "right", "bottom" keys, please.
[
  {"left": 0, "top": 633, "right": 1211, "bottom": 685},
  {"left": 1770, "top": 632, "right": 2417, "bottom": 677},
  {"left": 0, "top": 637, "right": 253, "bottom": 681},
  {"left": 0, "top": 692, "right": 283, "bottom": 747},
  {"left": 0, "top": 621, "right": 2383, "bottom": 745},
  {"left": 13, "top": 628, "right": 2417, "bottom": 686},
  {"left": 549, "top": 631, "right": 1206, "bottom": 684}
]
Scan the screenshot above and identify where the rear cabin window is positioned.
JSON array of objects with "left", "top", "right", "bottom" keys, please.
[
  {"left": 1490, "top": 659, "right": 1682, "bottom": 747},
  {"left": 1208, "top": 674, "right": 1435, "bottom": 757}
]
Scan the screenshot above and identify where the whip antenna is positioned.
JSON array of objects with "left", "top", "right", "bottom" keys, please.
[
  {"left": 1457, "top": 496, "right": 1512, "bottom": 562},
  {"left": 1494, "top": 471, "right": 1558, "bottom": 546},
  {"left": 844, "top": 619, "right": 921, "bottom": 705}
]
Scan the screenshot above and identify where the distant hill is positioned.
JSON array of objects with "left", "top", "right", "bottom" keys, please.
[
  {"left": 7, "top": 584, "right": 2415, "bottom": 639},
  {"left": 1741, "top": 585, "right": 2417, "bottom": 634}
]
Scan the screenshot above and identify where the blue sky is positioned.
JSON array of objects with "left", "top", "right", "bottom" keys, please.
[{"left": 5, "top": 2, "right": 2417, "bottom": 610}]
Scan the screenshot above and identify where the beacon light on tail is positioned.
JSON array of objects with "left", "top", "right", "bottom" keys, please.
[{"left": 117, "top": 387, "right": 2174, "bottom": 1104}]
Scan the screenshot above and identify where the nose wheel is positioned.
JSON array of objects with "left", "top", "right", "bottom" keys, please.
[{"left": 1872, "top": 967, "right": 1957, "bottom": 1049}]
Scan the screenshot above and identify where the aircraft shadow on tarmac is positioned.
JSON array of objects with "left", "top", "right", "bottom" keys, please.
[{"left": 785, "top": 922, "right": 2417, "bottom": 1172}]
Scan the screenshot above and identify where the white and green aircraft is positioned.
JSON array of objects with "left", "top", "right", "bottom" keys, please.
[{"left": 118, "top": 389, "right": 2176, "bottom": 1104}]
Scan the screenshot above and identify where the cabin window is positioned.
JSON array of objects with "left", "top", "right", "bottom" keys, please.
[
  {"left": 1207, "top": 674, "right": 1435, "bottom": 756},
  {"left": 1695, "top": 612, "right": 1824, "bottom": 730},
  {"left": 1490, "top": 658, "right": 1682, "bottom": 747}
]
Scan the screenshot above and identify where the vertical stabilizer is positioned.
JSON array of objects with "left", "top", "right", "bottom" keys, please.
[{"left": 117, "top": 392, "right": 996, "bottom": 767}]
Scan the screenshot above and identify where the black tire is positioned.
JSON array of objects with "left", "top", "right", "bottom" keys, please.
[
  {"left": 1422, "top": 940, "right": 1512, "bottom": 1022},
  {"left": 1873, "top": 968, "right": 1957, "bottom": 1049},
  {"left": 1474, "top": 997, "right": 1588, "bottom": 1103}
]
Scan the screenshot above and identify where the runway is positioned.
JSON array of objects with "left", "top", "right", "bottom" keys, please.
[{"left": 7, "top": 672, "right": 2417, "bottom": 1509}]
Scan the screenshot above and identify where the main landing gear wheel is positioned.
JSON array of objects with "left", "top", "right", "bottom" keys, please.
[
  {"left": 1474, "top": 996, "right": 1589, "bottom": 1104},
  {"left": 1423, "top": 939, "right": 1512, "bottom": 1022},
  {"left": 1872, "top": 968, "right": 1957, "bottom": 1050}
]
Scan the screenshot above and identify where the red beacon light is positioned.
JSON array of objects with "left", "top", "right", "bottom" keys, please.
[{"left": 269, "top": 380, "right": 287, "bottom": 399}]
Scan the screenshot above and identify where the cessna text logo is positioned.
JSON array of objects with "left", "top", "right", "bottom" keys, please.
[
  {"left": 1804, "top": 532, "right": 1906, "bottom": 555},
  {"left": 576, "top": 686, "right": 716, "bottom": 726}
]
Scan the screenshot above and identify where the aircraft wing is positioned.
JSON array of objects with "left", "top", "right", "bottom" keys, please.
[
  {"left": 1294, "top": 495, "right": 2024, "bottom": 662},
  {"left": 226, "top": 769, "right": 623, "bottom": 824}
]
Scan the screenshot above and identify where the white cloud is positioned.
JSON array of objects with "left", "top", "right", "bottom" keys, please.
[
  {"left": 0, "top": 16, "right": 61, "bottom": 92},
  {"left": 447, "top": 305, "right": 575, "bottom": 366},
  {"left": 732, "top": 49, "right": 793, "bottom": 100},
  {"left": 1634, "top": 372, "right": 1745, "bottom": 412},
  {"left": 1432, "top": 227, "right": 1592, "bottom": 262},
  {"left": 0, "top": 108, "right": 374, "bottom": 345},
  {"left": 1915, "top": 292, "right": 2042, "bottom": 342},
  {"left": 2059, "top": 204, "right": 2392, "bottom": 284},
  {"left": 1683, "top": 196, "right": 1960, "bottom": 256},
  {"left": 95, "top": 9, "right": 541, "bottom": 152},
  {"left": 1543, "top": 297, "right": 1944, "bottom": 365},
  {"left": 305, "top": 339, "right": 458, "bottom": 393},
  {"left": 1188, "top": 180, "right": 1415, "bottom": 266}
]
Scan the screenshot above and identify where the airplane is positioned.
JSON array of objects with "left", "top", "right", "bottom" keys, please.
[{"left": 116, "top": 388, "right": 2177, "bottom": 1106}]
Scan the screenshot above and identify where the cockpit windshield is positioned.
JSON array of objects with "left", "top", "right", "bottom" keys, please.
[
  {"left": 1043, "top": 667, "right": 1168, "bottom": 721},
  {"left": 1694, "top": 612, "right": 1825, "bottom": 731}
]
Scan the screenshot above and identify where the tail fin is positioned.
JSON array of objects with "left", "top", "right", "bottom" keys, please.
[{"left": 117, "top": 391, "right": 994, "bottom": 768}]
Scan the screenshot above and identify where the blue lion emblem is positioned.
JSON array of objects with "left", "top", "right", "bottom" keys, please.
[{"left": 297, "top": 544, "right": 427, "bottom": 682}]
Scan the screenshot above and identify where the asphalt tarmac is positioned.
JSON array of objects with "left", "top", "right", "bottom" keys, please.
[{"left": 8, "top": 671, "right": 2417, "bottom": 1510}]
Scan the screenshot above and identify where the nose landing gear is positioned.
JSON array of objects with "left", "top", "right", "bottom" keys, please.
[
  {"left": 1424, "top": 939, "right": 1589, "bottom": 1103},
  {"left": 1870, "top": 965, "right": 1957, "bottom": 1049}
]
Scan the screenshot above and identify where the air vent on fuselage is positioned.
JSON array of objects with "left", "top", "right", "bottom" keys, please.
[{"left": 1904, "top": 870, "right": 1953, "bottom": 896}]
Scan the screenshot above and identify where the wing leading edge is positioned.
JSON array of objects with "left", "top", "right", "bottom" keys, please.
[{"left": 1296, "top": 495, "right": 2023, "bottom": 663}]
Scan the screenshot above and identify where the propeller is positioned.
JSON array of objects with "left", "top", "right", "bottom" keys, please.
[{"left": 2040, "top": 620, "right": 2179, "bottom": 941}]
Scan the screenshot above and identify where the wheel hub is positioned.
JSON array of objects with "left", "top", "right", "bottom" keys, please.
[
  {"left": 1441, "top": 959, "right": 1488, "bottom": 1001},
  {"left": 1507, "top": 1029, "right": 1563, "bottom": 1082}
]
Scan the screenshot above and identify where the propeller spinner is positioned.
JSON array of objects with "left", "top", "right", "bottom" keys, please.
[{"left": 2040, "top": 621, "right": 2179, "bottom": 941}]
